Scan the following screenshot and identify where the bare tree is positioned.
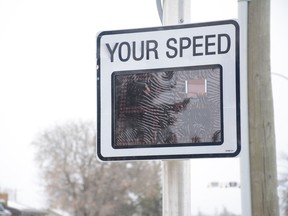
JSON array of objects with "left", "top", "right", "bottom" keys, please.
[
  {"left": 33, "top": 121, "right": 162, "bottom": 216},
  {"left": 278, "top": 153, "right": 288, "bottom": 216}
]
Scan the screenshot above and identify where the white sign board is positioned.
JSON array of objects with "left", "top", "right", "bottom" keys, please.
[{"left": 97, "top": 20, "right": 240, "bottom": 161}]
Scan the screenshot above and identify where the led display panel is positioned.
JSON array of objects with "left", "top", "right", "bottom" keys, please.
[{"left": 112, "top": 65, "right": 223, "bottom": 148}]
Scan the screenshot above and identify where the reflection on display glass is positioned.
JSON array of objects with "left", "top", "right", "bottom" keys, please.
[{"left": 112, "top": 65, "right": 223, "bottom": 148}]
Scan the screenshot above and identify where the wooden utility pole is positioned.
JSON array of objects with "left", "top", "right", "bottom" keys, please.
[
  {"left": 248, "top": 0, "right": 279, "bottom": 215},
  {"left": 162, "top": 0, "right": 191, "bottom": 216}
]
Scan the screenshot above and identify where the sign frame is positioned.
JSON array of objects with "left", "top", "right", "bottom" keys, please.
[{"left": 97, "top": 20, "right": 241, "bottom": 161}]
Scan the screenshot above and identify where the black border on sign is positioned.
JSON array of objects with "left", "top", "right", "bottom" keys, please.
[
  {"left": 96, "top": 19, "right": 241, "bottom": 161},
  {"left": 111, "top": 64, "right": 224, "bottom": 149}
]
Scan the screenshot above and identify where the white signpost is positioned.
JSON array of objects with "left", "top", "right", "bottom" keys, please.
[{"left": 97, "top": 20, "right": 240, "bottom": 161}]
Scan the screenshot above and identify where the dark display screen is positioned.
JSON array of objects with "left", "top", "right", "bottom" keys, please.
[{"left": 112, "top": 65, "right": 223, "bottom": 148}]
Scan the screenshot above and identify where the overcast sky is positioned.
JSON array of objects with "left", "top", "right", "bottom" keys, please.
[{"left": 0, "top": 0, "right": 287, "bottom": 212}]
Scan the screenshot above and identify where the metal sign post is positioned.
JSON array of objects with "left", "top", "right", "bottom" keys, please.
[
  {"left": 162, "top": 0, "right": 191, "bottom": 215},
  {"left": 238, "top": 1, "right": 252, "bottom": 215}
]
